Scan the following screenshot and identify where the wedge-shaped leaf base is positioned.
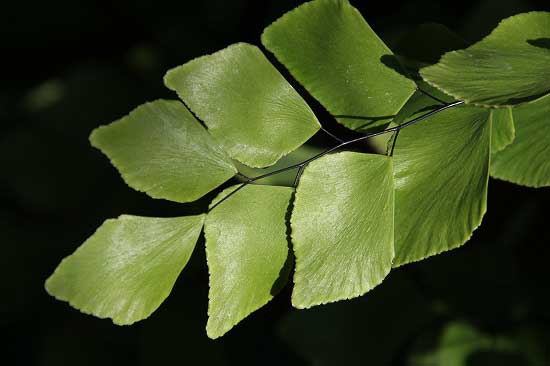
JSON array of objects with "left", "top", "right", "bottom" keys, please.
[
  {"left": 421, "top": 12, "right": 550, "bottom": 106},
  {"left": 291, "top": 152, "right": 394, "bottom": 308},
  {"left": 262, "top": 0, "right": 416, "bottom": 131},
  {"left": 491, "top": 95, "right": 550, "bottom": 187},
  {"left": 91, "top": 100, "right": 236, "bottom": 203},
  {"left": 45, "top": 214, "right": 205, "bottom": 325},
  {"left": 165, "top": 43, "right": 320, "bottom": 168},
  {"left": 393, "top": 105, "right": 491, "bottom": 266},
  {"left": 205, "top": 185, "right": 293, "bottom": 338}
]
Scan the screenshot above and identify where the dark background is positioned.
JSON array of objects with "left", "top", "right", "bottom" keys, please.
[{"left": 2, "top": 0, "right": 550, "bottom": 365}]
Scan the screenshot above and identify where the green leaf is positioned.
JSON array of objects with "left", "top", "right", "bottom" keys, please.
[
  {"left": 45, "top": 214, "right": 205, "bottom": 325},
  {"left": 370, "top": 90, "right": 441, "bottom": 154},
  {"left": 164, "top": 43, "right": 320, "bottom": 168},
  {"left": 90, "top": 100, "right": 237, "bottom": 203},
  {"left": 262, "top": 0, "right": 416, "bottom": 131},
  {"left": 394, "top": 90, "right": 441, "bottom": 125},
  {"left": 205, "top": 185, "right": 293, "bottom": 338},
  {"left": 291, "top": 152, "right": 394, "bottom": 308},
  {"left": 491, "top": 107, "right": 515, "bottom": 153},
  {"left": 234, "top": 143, "right": 324, "bottom": 187},
  {"left": 491, "top": 95, "right": 550, "bottom": 187},
  {"left": 393, "top": 105, "right": 491, "bottom": 266},
  {"left": 421, "top": 12, "right": 550, "bottom": 106}
]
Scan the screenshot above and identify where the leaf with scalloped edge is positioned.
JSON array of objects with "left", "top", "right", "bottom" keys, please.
[
  {"left": 262, "top": 0, "right": 416, "bottom": 131},
  {"left": 491, "top": 107, "right": 515, "bottom": 153},
  {"left": 90, "top": 100, "right": 237, "bottom": 203},
  {"left": 394, "top": 92, "right": 513, "bottom": 155},
  {"left": 164, "top": 43, "right": 320, "bottom": 168},
  {"left": 45, "top": 214, "right": 204, "bottom": 325},
  {"left": 393, "top": 105, "right": 491, "bottom": 266},
  {"left": 291, "top": 152, "right": 394, "bottom": 308},
  {"left": 491, "top": 95, "right": 550, "bottom": 187},
  {"left": 205, "top": 185, "right": 293, "bottom": 339},
  {"left": 421, "top": 12, "right": 550, "bottom": 107}
]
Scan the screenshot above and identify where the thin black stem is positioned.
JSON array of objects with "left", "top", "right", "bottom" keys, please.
[
  {"left": 293, "top": 164, "right": 306, "bottom": 188},
  {"left": 248, "top": 164, "right": 301, "bottom": 182},
  {"left": 389, "top": 129, "right": 400, "bottom": 157},
  {"left": 208, "top": 181, "right": 249, "bottom": 212},
  {"left": 320, "top": 126, "right": 344, "bottom": 143},
  {"left": 236, "top": 172, "right": 250, "bottom": 180},
  {"left": 417, "top": 88, "right": 447, "bottom": 105},
  {"left": 207, "top": 100, "right": 464, "bottom": 213}
]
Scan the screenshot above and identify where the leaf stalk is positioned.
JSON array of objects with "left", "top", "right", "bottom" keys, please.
[{"left": 208, "top": 100, "right": 464, "bottom": 212}]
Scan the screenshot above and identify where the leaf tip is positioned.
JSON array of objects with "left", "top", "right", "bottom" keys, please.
[
  {"left": 205, "top": 326, "right": 222, "bottom": 340},
  {"left": 289, "top": 294, "right": 311, "bottom": 310}
]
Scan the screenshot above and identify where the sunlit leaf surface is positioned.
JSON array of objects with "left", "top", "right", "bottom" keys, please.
[
  {"left": 205, "top": 185, "right": 293, "bottom": 338},
  {"left": 165, "top": 43, "right": 320, "bottom": 168},
  {"left": 90, "top": 100, "right": 237, "bottom": 203},
  {"left": 291, "top": 152, "right": 394, "bottom": 308},
  {"left": 262, "top": 0, "right": 416, "bottom": 131},
  {"left": 45, "top": 214, "right": 205, "bottom": 325}
]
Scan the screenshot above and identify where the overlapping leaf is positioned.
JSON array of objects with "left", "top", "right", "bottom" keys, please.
[
  {"left": 392, "top": 103, "right": 491, "bottom": 266},
  {"left": 90, "top": 100, "right": 236, "bottom": 203},
  {"left": 45, "top": 214, "right": 204, "bottom": 325},
  {"left": 393, "top": 90, "right": 441, "bottom": 125},
  {"left": 262, "top": 0, "right": 416, "bottom": 131},
  {"left": 164, "top": 43, "right": 320, "bottom": 168},
  {"left": 368, "top": 90, "right": 441, "bottom": 154},
  {"left": 235, "top": 144, "right": 325, "bottom": 187},
  {"left": 491, "top": 95, "right": 550, "bottom": 187},
  {"left": 421, "top": 12, "right": 550, "bottom": 106},
  {"left": 204, "top": 185, "right": 293, "bottom": 338},
  {"left": 291, "top": 152, "right": 394, "bottom": 308},
  {"left": 490, "top": 108, "right": 515, "bottom": 153},
  {"left": 45, "top": 0, "right": 550, "bottom": 340}
]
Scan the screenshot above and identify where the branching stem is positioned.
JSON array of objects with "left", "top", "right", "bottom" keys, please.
[{"left": 208, "top": 99, "right": 464, "bottom": 212}]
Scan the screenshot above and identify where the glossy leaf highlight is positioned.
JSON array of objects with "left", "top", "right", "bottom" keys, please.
[
  {"left": 291, "top": 152, "right": 394, "bottom": 308},
  {"left": 262, "top": 0, "right": 416, "bottom": 131},
  {"left": 45, "top": 214, "right": 205, "bottom": 325},
  {"left": 205, "top": 185, "right": 293, "bottom": 338},
  {"left": 90, "top": 100, "right": 236, "bottom": 203},
  {"left": 165, "top": 43, "right": 320, "bottom": 168}
]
